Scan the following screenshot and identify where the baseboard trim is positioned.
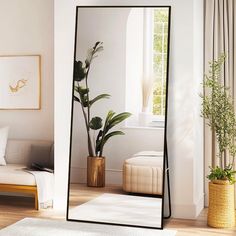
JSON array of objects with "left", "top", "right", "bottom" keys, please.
[
  {"left": 171, "top": 195, "right": 204, "bottom": 219},
  {"left": 70, "top": 167, "right": 123, "bottom": 185}
]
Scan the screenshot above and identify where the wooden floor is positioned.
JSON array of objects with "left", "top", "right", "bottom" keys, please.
[
  {"left": 68, "top": 183, "right": 124, "bottom": 207},
  {"left": 0, "top": 186, "right": 235, "bottom": 235}
]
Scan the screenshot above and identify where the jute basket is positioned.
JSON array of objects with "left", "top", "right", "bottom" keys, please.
[{"left": 207, "top": 180, "right": 235, "bottom": 228}]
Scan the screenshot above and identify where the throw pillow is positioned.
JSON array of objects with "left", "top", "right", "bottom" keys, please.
[
  {"left": 29, "top": 143, "right": 54, "bottom": 169},
  {"left": 0, "top": 127, "right": 9, "bottom": 166},
  {"left": 49, "top": 144, "right": 54, "bottom": 169}
]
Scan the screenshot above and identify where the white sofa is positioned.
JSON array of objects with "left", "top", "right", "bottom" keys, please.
[{"left": 0, "top": 139, "right": 53, "bottom": 210}]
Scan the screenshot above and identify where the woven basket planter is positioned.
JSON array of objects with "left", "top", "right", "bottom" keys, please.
[{"left": 207, "top": 180, "right": 235, "bottom": 228}]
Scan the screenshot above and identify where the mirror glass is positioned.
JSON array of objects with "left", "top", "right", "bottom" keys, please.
[{"left": 67, "top": 6, "right": 171, "bottom": 229}]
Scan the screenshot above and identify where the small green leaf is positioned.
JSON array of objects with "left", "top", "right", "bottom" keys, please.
[
  {"left": 103, "top": 131, "right": 124, "bottom": 143},
  {"left": 74, "top": 86, "right": 89, "bottom": 107},
  {"left": 74, "top": 61, "right": 86, "bottom": 81},
  {"left": 97, "top": 131, "right": 125, "bottom": 155},
  {"left": 93, "top": 41, "right": 101, "bottom": 50},
  {"left": 85, "top": 42, "right": 104, "bottom": 68},
  {"left": 207, "top": 166, "right": 236, "bottom": 184},
  {"left": 74, "top": 95, "right": 80, "bottom": 103},
  {"left": 77, "top": 86, "right": 89, "bottom": 95},
  {"left": 89, "top": 94, "right": 111, "bottom": 106},
  {"left": 107, "top": 112, "right": 132, "bottom": 129},
  {"left": 103, "top": 110, "right": 115, "bottom": 133},
  {"left": 89, "top": 117, "right": 103, "bottom": 130}
]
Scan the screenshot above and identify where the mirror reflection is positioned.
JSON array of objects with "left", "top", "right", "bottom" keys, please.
[{"left": 67, "top": 6, "right": 170, "bottom": 229}]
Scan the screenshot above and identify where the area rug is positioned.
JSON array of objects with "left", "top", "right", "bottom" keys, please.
[
  {"left": 69, "top": 193, "right": 162, "bottom": 228},
  {"left": 0, "top": 218, "right": 177, "bottom": 236}
]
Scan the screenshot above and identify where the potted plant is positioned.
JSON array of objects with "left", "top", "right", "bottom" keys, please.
[
  {"left": 201, "top": 54, "right": 236, "bottom": 228},
  {"left": 73, "top": 42, "right": 131, "bottom": 187}
]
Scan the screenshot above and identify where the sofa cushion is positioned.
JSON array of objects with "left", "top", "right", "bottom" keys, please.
[
  {"left": 5, "top": 140, "right": 53, "bottom": 165},
  {"left": 0, "top": 164, "right": 36, "bottom": 186}
]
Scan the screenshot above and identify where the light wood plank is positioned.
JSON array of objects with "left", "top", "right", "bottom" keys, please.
[{"left": 0, "top": 184, "right": 38, "bottom": 210}]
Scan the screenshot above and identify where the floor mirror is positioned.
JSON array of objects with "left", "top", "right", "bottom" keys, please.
[{"left": 67, "top": 5, "right": 171, "bottom": 229}]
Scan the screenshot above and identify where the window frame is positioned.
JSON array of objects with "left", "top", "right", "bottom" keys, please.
[{"left": 143, "top": 8, "right": 168, "bottom": 127}]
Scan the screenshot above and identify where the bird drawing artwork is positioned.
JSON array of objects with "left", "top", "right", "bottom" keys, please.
[{"left": 9, "top": 79, "right": 28, "bottom": 93}]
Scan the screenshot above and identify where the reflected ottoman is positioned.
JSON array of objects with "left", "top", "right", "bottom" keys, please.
[{"left": 123, "top": 151, "right": 164, "bottom": 195}]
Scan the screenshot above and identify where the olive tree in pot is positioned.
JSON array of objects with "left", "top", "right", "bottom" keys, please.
[
  {"left": 201, "top": 54, "right": 236, "bottom": 228},
  {"left": 73, "top": 42, "right": 131, "bottom": 187}
]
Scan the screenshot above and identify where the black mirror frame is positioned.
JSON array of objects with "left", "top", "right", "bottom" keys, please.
[{"left": 66, "top": 5, "right": 171, "bottom": 230}]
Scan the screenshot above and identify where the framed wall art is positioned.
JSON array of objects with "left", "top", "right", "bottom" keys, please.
[{"left": 0, "top": 55, "right": 41, "bottom": 110}]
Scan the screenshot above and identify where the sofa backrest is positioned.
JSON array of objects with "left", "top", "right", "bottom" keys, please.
[{"left": 5, "top": 139, "right": 53, "bottom": 165}]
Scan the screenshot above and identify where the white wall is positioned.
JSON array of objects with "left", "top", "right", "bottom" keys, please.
[
  {"left": 54, "top": 0, "right": 204, "bottom": 219},
  {"left": 0, "top": 0, "right": 54, "bottom": 141},
  {"left": 166, "top": 0, "right": 204, "bottom": 218},
  {"left": 54, "top": 0, "right": 76, "bottom": 211},
  {"left": 126, "top": 8, "right": 143, "bottom": 122},
  {"left": 193, "top": 0, "right": 204, "bottom": 214}
]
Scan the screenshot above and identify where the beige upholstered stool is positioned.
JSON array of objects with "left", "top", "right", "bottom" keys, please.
[{"left": 123, "top": 151, "right": 163, "bottom": 195}]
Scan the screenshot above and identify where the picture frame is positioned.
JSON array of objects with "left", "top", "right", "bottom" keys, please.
[{"left": 0, "top": 55, "right": 41, "bottom": 110}]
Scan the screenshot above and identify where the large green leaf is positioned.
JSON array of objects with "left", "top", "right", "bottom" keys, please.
[
  {"left": 74, "top": 61, "right": 86, "bottom": 81},
  {"left": 89, "top": 117, "right": 103, "bottom": 130},
  {"left": 103, "top": 131, "right": 124, "bottom": 145},
  {"left": 107, "top": 112, "right": 132, "bottom": 129},
  {"left": 89, "top": 94, "right": 110, "bottom": 106},
  {"left": 95, "top": 130, "right": 103, "bottom": 155},
  {"left": 103, "top": 110, "right": 115, "bottom": 133},
  {"left": 97, "top": 131, "right": 124, "bottom": 156},
  {"left": 95, "top": 111, "right": 131, "bottom": 156}
]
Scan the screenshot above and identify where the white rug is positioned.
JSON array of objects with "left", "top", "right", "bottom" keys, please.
[
  {"left": 0, "top": 218, "right": 177, "bottom": 236},
  {"left": 69, "top": 193, "right": 163, "bottom": 228}
]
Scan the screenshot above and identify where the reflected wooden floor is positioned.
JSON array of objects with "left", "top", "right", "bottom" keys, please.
[
  {"left": 0, "top": 184, "right": 235, "bottom": 235},
  {"left": 68, "top": 183, "right": 124, "bottom": 207}
]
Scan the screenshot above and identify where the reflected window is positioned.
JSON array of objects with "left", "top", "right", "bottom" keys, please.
[
  {"left": 125, "top": 8, "right": 169, "bottom": 128},
  {"left": 144, "top": 8, "right": 169, "bottom": 118},
  {"left": 153, "top": 9, "right": 169, "bottom": 117}
]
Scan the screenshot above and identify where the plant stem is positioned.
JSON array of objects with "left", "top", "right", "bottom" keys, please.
[
  {"left": 223, "top": 149, "right": 227, "bottom": 169},
  {"left": 82, "top": 104, "right": 94, "bottom": 156},
  {"left": 86, "top": 67, "right": 91, "bottom": 128},
  {"left": 232, "top": 155, "right": 235, "bottom": 167},
  {"left": 220, "top": 152, "right": 224, "bottom": 169},
  {"left": 77, "top": 81, "right": 94, "bottom": 157},
  {"left": 85, "top": 66, "right": 95, "bottom": 157},
  {"left": 212, "top": 128, "right": 216, "bottom": 168}
]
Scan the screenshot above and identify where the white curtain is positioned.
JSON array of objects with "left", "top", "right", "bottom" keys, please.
[{"left": 204, "top": 0, "right": 236, "bottom": 206}]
